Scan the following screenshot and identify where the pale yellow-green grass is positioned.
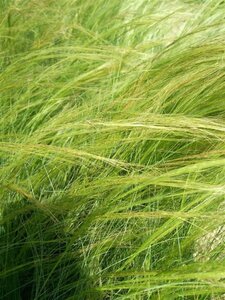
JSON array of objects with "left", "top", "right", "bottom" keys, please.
[{"left": 0, "top": 0, "right": 225, "bottom": 299}]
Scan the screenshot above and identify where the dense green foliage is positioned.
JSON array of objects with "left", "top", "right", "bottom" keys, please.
[{"left": 0, "top": 0, "right": 225, "bottom": 299}]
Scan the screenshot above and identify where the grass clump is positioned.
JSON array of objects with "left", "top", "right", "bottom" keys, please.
[{"left": 0, "top": 0, "right": 225, "bottom": 299}]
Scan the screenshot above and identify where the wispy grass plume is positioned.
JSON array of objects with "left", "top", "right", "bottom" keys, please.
[{"left": 0, "top": 0, "right": 225, "bottom": 299}]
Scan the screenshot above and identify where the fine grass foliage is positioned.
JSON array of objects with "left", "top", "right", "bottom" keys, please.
[{"left": 0, "top": 0, "right": 225, "bottom": 299}]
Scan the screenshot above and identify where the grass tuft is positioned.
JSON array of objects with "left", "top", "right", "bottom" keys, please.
[{"left": 1, "top": 0, "right": 225, "bottom": 299}]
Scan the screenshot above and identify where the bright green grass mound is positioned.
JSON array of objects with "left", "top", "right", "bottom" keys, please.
[{"left": 0, "top": 0, "right": 225, "bottom": 299}]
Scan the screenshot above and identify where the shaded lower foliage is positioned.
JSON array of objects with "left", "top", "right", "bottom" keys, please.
[{"left": 0, "top": 200, "right": 102, "bottom": 300}]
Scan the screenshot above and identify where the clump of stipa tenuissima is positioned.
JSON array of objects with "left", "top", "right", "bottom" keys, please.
[{"left": 0, "top": 0, "right": 225, "bottom": 299}]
